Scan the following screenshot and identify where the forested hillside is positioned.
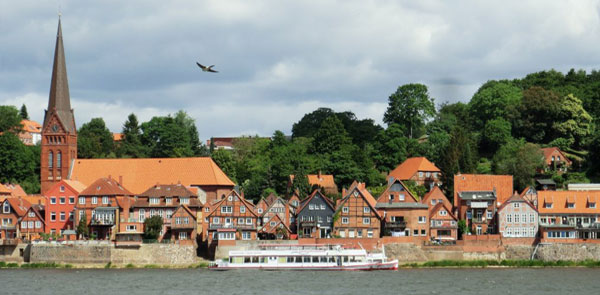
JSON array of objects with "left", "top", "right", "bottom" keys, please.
[{"left": 2, "top": 69, "right": 599, "bottom": 198}]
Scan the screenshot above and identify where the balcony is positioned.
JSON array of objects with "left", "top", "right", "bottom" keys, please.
[
  {"left": 90, "top": 219, "right": 115, "bottom": 226},
  {"left": 384, "top": 221, "right": 407, "bottom": 229},
  {"left": 209, "top": 224, "right": 256, "bottom": 230},
  {"left": 299, "top": 221, "right": 316, "bottom": 227},
  {"left": 471, "top": 217, "right": 487, "bottom": 224}
]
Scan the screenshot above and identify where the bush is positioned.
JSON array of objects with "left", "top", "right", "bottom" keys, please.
[
  {"left": 125, "top": 263, "right": 135, "bottom": 268},
  {"left": 7, "top": 263, "right": 19, "bottom": 268}
]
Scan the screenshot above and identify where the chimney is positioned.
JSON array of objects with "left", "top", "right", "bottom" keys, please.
[
  {"left": 342, "top": 187, "right": 346, "bottom": 197},
  {"left": 318, "top": 170, "right": 322, "bottom": 179}
]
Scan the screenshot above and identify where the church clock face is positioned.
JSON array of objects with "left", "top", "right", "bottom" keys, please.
[{"left": 52, "top": 124, "right": 59, "bottom": 132}]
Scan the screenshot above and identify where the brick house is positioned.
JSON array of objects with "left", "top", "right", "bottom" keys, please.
[
  {"left": 19, "top": 119, "right": 42, "bottom": 146},
  {"left": 541, "top": 147, "right": 572, "bottom": 173},
  {"left": 498, "top": 192, "right": 539, "bottom": 238},
  {"left": 387, "top": 157, "right": 442, "bottom": 189},
  {"left": 44, "top": 179, "right": 86, "bottom": 236},
  {"left": 429, "top": 202, "right": 458, "bottom": 241},
  {"left": 289, "top": 172, "right": 339, "bottom": 196},
  {"left": 421, "top": 186, "right": 452, "bottom": 210},
  {"left": 537, "top": 191, "right": 600, "bottom": 241},
  {"left": 333, "top": 182, "right": 381, "bottom": 239},
  {"left": 296, "top": 190, "right": 336, "bottom": 238},
  {"left": 131, "top": 184, "right": 203, "bottom": 243},
  {"left": 375, "top": 179, "right": 429, "bottom": 238},
  {"left": 1, "top": 198, "right": 31, "bottom": 240},
  {"left": 170, "top": 205, "right": 197, "bottom": 244},
  {"left": 75, "top": 177, "right": 134, "bottom": 240},
  {"left": 206, "top": 190, "right": 258, "bottom": 243},
  {"left": 260, "top": 214, "right": 293, "bottom": 240},
  {"left": 456, "top": 191, "right": 498, "bottom": 235},
  {"left": 19, "top": 205, "right": 46, "bottom": 240},
  {"left": 258, "top": 194, "right": 293, "bottom": 239}
]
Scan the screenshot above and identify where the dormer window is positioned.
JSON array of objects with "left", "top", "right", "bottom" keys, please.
[
  {"left": 567, "top": 202, "right": 575, "bottom": 209},
  {"left": 3, "top": 202, "right": 10, "bottom": 213},
  {"left": 544, "top": 202, "right": 553, "bottom": 209},
  {"left": 590, "top": 202, "right": 596, "bottom": 209},
  {"left": 180, "top": 197, "right": 189, "bottom": 205},
  {"left": 150, "top": 198, "right": 159, "bottom": 205}
]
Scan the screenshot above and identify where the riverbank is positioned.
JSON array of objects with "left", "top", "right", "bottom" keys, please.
[{"left": 0, "top": 261, "right": 211, "bottom": 269}]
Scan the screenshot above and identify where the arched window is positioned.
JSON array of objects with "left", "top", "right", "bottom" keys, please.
[
  {"left": 49, "top": 151, "right": 53, "bottom": 168},
  {"left": 57, "top": 151, "right": 62, "bottom": 168}
]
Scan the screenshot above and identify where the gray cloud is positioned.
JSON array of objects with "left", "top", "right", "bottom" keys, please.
[{"left": 2, "top": 0, "right": 600, "bottom": 139}]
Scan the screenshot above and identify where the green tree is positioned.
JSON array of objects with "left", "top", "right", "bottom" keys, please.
[
  {"left": 493, "top": 139, "right": 543, "bottom": 191},
  {"left": 0, "top": 133, "right": 39, "bottom": 193},
  {"left": 371, "top": 124, "right": 409, "bottom": 172},
  {"left": 211, "top": 148, "right": 237, "bottom": 183},
  {"left": 140, "top": 111, "right": 207, "bottom": 158},
  {"left": 19, "top": 104, "right": 29, "bottom": 120},
  {"left": 76, "top": 212, "right": 89, "bottom": 239},
  {"left": 77, "top": 118, "right": 115, "bottom": 158},
  {"left": 482, "top": 117, "right": 512, "bottom": 154},
  {"left": 512, "top": 87, "right": 561, "bottom": 143},
  {"left": 383, "top": 83, "right": 436, "bottom": 138},
  {"left": 0, "top": 105, "right": 23, "bottom": 133},
  {"left": 117, "top": 113, "right": 147, "bottom": 158},
  {"left": 143, "top": 216, "right": 164, "bottom": 240},
  {"left": 468, "top": 80, "right": 522, "bottom": 129},
  {"left": 438, "top": 126, "right": 478, "bottom": 196},
  {"left": 552, "top": 94, "right": 593, "bottom": 148}
]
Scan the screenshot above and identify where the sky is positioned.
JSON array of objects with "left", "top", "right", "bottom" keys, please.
[{"left": 1, "top": 0, "right": 600, "bottom": 141}]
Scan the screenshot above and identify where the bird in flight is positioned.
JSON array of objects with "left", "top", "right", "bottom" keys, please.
[{"left": 196, "top": 62, "right": 218, "bottom": 73}]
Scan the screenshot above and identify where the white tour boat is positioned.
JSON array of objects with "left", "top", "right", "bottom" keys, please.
[{"left": 210, "top": 244, "right": 398, "bottom": 270}]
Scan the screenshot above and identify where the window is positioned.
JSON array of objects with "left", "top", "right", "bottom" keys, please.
[
  {"left": 166, "top": 197, "right": 172, "bottom": 204},
  {"left": 48, "top": 151, "right": 53, "bottom": 168},
  {"left": 363, "top": 218, "right": 370, "bottom": 224},
  {"left": 342, "top": 217, "right": 349, "bottom": 224},
  {"left": 515, "top": 214, "right": 520, "bottom": 223},
  {"left": 399, "top": 194, "right": 405, "bottom": 201},
  {"left": 340, "top": 230, "right": 346, "bottom": 238},
  {"left": 389, "top": 194, "right": 394, "bottom": 201},
  {"left": 431, "top": 199, "right": 436, "bottom": 205},
  {"left": 59, "top": 197, "right": 66, "bottom": 204},
  {"left": 590, "top": 202, "right": 597, "bottom": 209},
  {"left": 60, "top": 212, "right": 66, "bottom": 221},
  {"left": 91, "top": 197, "right": 97, "bottom": 204},
  {"left": 246, "top": 218, "right": 252, "bottom": 225},
  {"left": 342, "top": 207, "right": 349, "bottom": 213},
  {"left": 421, "top": 229, "right": 426, "bottom": 236},
  {"left": 507, "top": 214, "right": 512, "bottom": 223},
  {"left": 357, "top": 229, "right": 363, "bottom": 238},
  {"left": 270, "top": 221, "right": 276, "bottom": 226},
  {"left": 364, "top": 207, "right": 370, "bottom": 213},
  {"left": 418, "top": 216, "right": 426, "bottom": 223},
  {"left": 51, "top": 212, "right": 56, "bottom": 221},
  {"left": 139, "top": 209, "right": 145, "bottom": 222},
  {"left": 309, "top": 204, "right": 315, "bottom": 210},
  {"left": 413, "top": 229, "right": 419, "bottom": 236},
  {"left": 50, "top": 197, "right": 56, "bottom": 204},
  {"left": 228, "top": 195, "right": 233, "bottom": 201},
  {"left": 69, "top": 197, "right": 75, "bottom": 204},
  {"left": 126, "top": 225, "right": 137, "bottom": 232},
  {"left": 2, "top": 202, "right": 9, "bottom": 213},
  {"left": 544, "top": 203, "right": 553, "bottom": 209},
  {"left": 567, "top": 202, "right": 575, "bottom": 208},
  {"left": 180, "top": 197, "right": 189, "bottom": 205},
  {"left": 60, "top": 185, "right": 65, "bottom": 192},
  {"left": 21, "top": 221, "right": 27, "bottom": 229},
  {"left": 426, "top": 172, "right": 431, "bottom": 178},
  {"left": 439, "top": 210, "right": 447, "bottom": 216},
  {"left": 529, "top": 214, "right": 535, "bottom": 223},
  {"left": 183, "top": 217, "right": 189, "bottom": 224},
  {"left": 28, "top": 211, "right": 35, "bottom": 217},
  {"left": 213, "top": 217, "right": 220, "bottom": 224},
  {"left": 35, "top": 221, "right": 41, "bottom": 228},
  {"left": 320, "top": 204, "right": 326, "bottom": 210},
  {"left": 102, "top": 196, "right": 109, "bottom": 205},
  {"left": 179, "top": 231, "right": 188, "bottom": 240},
  {"left": 507, "top": 227, "right": 513, "bottom": 236},
  {"left": 57, "top": 151, "right": 62, "bottom": 168},
  {"left": 238, "top": 218, "right": 244, "bottom": 224},
  {"left": 242, "top": 232, "right": 251, "bottom": 240},
  {"left": 487, "top": 211, "right": 492, "bottom": 219},
  {"left": 513, "top": 202, "right": 520, "bottom": 208},
  {"left": 175, "top": 217, "right": 181, "bottom": 225},
  {"left": 257, "top": 208, "right": 263, "bottom": 214},
  {"left": 221, "top": 206, "right": 232, "bottom": 213},
  {"left": 367, "top": 230, "right": 373, "bottom": 238},
  {"left": 419, "top": 172, "right": 423, "bottom": 178},
  {"left": 240, "top": 206, "right": 246, "bottom": 213},
  {"left": 150, "top": 198, "right": 159, "bottom": 205},
  {"left": 69, "top": 212, "right": 74, "bottom": 221},
  {"left": 166, "top": 210, "right": 173, "bottom": 219},
  {"left": 521, "top": 214, "right": 526, "bottom": 223}
]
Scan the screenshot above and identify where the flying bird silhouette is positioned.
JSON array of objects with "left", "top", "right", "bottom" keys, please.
[{"left": 196, "top": 62, "right": 218, "bottom": 73}]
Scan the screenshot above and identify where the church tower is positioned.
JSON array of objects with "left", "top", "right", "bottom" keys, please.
[{"left": 41, "top": 17, "right": 77, "bottom": 195}]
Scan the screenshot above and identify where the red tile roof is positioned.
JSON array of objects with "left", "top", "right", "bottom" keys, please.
[
  {"left": 454, "top": 174, "right": 513, "bottom": 206},
  {"left": 537, "top": 190, "right": 600, "bottom": 214},
  {"left": 79, "top": 177, "right": 134, "bottom": 196},
  {"left": 421, "top": 186, "right": 452, "bottom": 208},
  {"left": 69, "top": 157, "right": 235, "bottom": 195},
  {"left": 388, "top": 157, "right": 440, "bottom": 180},
  {"left": 20, "top": 119, "right": 42, "bottom": 134},
  {"left": 112, "top": 133, "right": 124, "bottom": 141},
  {"left": 498, "top": 191, "right": 537, "bottom": 212},
  {"left": 339, "top": 182, "right": 381, "bottom": 218},
  {"left": 540, "top": 147, "right": 572, "bottom": 165},
  {"left": 430, "top": 202, "right": 457, "bottom": 220},
  {"left": 4, "top": 197, "right": 32, "bottom": 217},
  {"left": 290, "top": 173, "right": 339, "bottom": 194}
]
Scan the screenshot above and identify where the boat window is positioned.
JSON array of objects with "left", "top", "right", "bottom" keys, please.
[
  {"left": 304, "top": 256, "right": 311, "bottom": 263},
  {"left": 312, "top": 256, "right": 319, "bottom": 263},
  {"left": 229, "top": 257, "right": 232, "bottom": 263},
  {"left": 320, "top": 256, "right": 327, "bottom": 263},
  {"left": 344, "top": 256, "right": 349, "bottom": 262},
  {"left": 295, "top": 257, "right": 302, "bottom": 263},
  {"left": 329, "top": 256, "right": 335, "bottom": 263},
  {"left": 350, "top": 256, "right": 357, "bottom": 262},
  {"left": 252, "top": 257, "right": 259, "bottom": 263},
  {"left": 244, "top": 257, "right": 251, "bottom": 263},
  {"left": 287, "top": 257, "right": 294, "bottom": 263},
  {"left": 260, "top": 257, "right": 268, "bottom": 263}
]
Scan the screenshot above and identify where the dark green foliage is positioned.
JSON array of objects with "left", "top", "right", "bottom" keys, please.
[
  {"left": 76, "top": 212, "right": 89, "bottom": 238},
  {"left": 468, "top": 80, "right": 522, "bottom": 130},
  {"left": 211, "top": 148, "right": 237, "bottom": 183},
  {"left": 493, "top": 139, "right": 543, "bottom": 191},
  {"left": 383, "top": 83, "right": 436, "bottom": 138},
  {"left": 403, "top": 180, "right": 427, "bottom": 200},
  {"left": 139, "top": 111, "right": 207, "bottom": 158},
  {"left": 0, "top": 133, "right": 40, "bottom": 194},
  {"left": 117, "top": 113, "right": 148, "bottom": 158},
  {"left": 143, "top": 215, "right": 164, "bottom": 240},
  {"left": 0, "top": 105, "right": 23, "bottom": 133},
  {"left": 20, "top": 104, "right": 29, "bottom": 120},
  {"left": 78, "top": 118, "right": 115, "bottom": 158}
]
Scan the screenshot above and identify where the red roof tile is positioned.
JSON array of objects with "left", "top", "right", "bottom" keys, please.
[
  {"left": 454, "top": 174, "right": 513, "bottom": 206},
  {"left": 79, "top": 177, "right": 134, "bottom": 196},
  {"left": 388, "top": 157, "right": 441, "bottom": 180}
]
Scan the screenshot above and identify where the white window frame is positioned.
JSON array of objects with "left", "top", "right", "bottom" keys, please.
[
  {"left": 102, "top": 196, "right": 109, "bottom": 205},
  {"left": 418, "top": 216, "right": 426, "bottom": 223},
  {"left": 35, "top": 221, "right": 41, "bottom": 228},
  {"left": 139, "top": 209, "right": 145, "bottom": 222},
  {"left": 342, "top": 206, "right": 349, "bottom": 213},
  {"left": 21, "top": 221, "right": 27, "bottom": 229},
  {"left": 242, "top": 231, "right": 251, "bottom": 240},
  {"left": 179, "top": 231, "right": 188, "bottom": 240},
  {"left": 364, "top": 207, "right": 370, "bottom": 213},
  {"left": 240, "top": 206, "right": 246, "bottom": 213},
  {"left": 363, "top": 217, "right": 370, "bottom": 224},
  {"left": 50, "top": 212, "right": 56, "bottom": 221},
  {"left": 399, "top": 194, "right": 405, "bottom": 201},
  {"left": 28, "top": 211, "right": 35, "bottom": 217},
  {"left": 69, "top": 197, "right": 75, "bottom": 204},
  {"left": 91, "top": 197, "right": 97, "bottom": 205},
  {"left": 213, "top": 217, "right": 220, "bottom": 224},
  {"left": 50, "top": 197, "right": 56, "bottom": 205},
  {"left": 246, "top": 218, "right": 252, "bottom": 225},
  {"left": 59, "top": 197, "right": 66, "bottom": 204},
  {"left": 221, "top": 206, "right": 232, "bottom": 214},
  {"left": 342, "top": 217, "right": 349, "bottom": 224},
  {"left": 79, "top": 197, "right": 85, "bottom": 205}
]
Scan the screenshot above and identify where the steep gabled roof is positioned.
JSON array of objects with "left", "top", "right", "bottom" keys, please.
[
  {"left": 207, "top": 190, "right": 258, "bottom": 218},
  {"left": 541, "top": 147, "right": 572, "bottom": 165},
  {"left": 69, "top": 157, "right": 235, "bottom": 194},
  {"left": 297, "top": 189, "right": 335, "bottom": 213},
  {"left": 4, "top": 198, "right": 31, "bottom": 217},
  {"left": 376, "top": 178, "right": 419, "bottom": 204},
  {"left": 388, "top": 157, "right": 440, "bottom": 180},
  {"left": 421, "top": 186, "right": 451, "bottom": 207},
  {"left": 21, "top": 119, "right": 42, "bottom": 134},
  {"left": 454, "top": 174, "right": 513, "bottom": 206},
  {"left": 79, "top": 177, "right": 134, "bottom": 196},
  {"left": 430, "top": 202, "right": 457, "bottom": 220},
  {"left": 21, "top": 206, "right": 46, "bottom": 225},
  {"left": 174, "top": 205, "right": 197, "bottom": 220},
  {"left": 260, "top": 214, "right": 292, "bottom": 234},
  {"left": 138, "top": 184, "right": 197, "bottom": 198},
  {"left": 499, "top": 192, "right": 537, "bottom": 212},
  {"left": 337, "top": 183, "right": 381, "bottom": 219}
]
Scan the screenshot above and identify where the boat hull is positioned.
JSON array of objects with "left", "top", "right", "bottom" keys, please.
[{"left": 210, "top": 260, "right": 398, "bottom": 271}]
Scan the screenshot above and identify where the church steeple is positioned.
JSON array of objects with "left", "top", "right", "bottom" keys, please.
[
  {"left": 41, "top": 17, "right": 78, "bottom": 195},
  {"left": 44, "top": 17, "right": 76, "bottom": 134}
]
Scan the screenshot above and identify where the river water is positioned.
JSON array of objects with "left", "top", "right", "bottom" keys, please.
[{"left": 0, "top": 268, "right": 598, "bottom": 294}]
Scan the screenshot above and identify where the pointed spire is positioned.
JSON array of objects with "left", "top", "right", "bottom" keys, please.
[{"left": 44, "top": 17, "right": 76, "bottom": 134}]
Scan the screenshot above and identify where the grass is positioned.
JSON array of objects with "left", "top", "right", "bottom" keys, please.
[
  {"left": 125, "top": 263, "right": 135, "bottom": 268},
  {"left": 402, "top": 259, "right": 600, "bottom": 268},
  {"left": 188, "top": 262, "right": 210, "bottom": 269}
]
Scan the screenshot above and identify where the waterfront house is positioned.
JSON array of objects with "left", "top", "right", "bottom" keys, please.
[
  {"left": 540, "top": 147, "right": 571, "bottom": 173},
  {"left": 296, "top": 190, "right": 335, "bottom": 238},
  {"left": 387, "top": 157, "right": 442, "bottom": 189},
  {"left": 289, "top": 172, "right": 339, "bottom": 195},
  {"left": 44, "top": 179, "right": 86, "bottom": 236},
  {"left": 206, "top": 190, "right": 258, "bottom": 243},
  {"left": 170, "top": 205, "right": 198, "bottom": 244},
  {"left": 454, "top": 174, "right": 513, "bottom": 207},
  {"left": 259, "top": 214, "right": 293, "bottom": 239},
  {"left": 421, "top": 186, "right": 452, "bottom": 210},
  {"left": 131, "top": 183, "right": 203, "bottom": 242},
  {"left": 1, "top": 198, "right": 30, "bottom": 240},
  {"left": 258, "top": 194, "right": 293, "bottom": 239},
  {"left": 75, "top": 177, "right": 134, "bottom": 240},
  {"left": 375, "top": 179, "right": 429, "bottom": 238},
  {"left": 333, "top": 182, "right": 381, "bottom": 239},
  {"left": 498, "top": 192, "right": 538, "bottom": 238},
  {"left": 456, "top": 190, "right": 498, "bottom": 235},
  {"left": 19, "top": 205, "right": 45, "bottom": 240},
  {"left": 537, "top": 190, "right": 600, "bottom": 241},
  {"left": 429, "top": 202, "right": 458, "bottom": 241}
]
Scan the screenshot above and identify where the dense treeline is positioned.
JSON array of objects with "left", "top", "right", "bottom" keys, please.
[{"left": 1, "top": 69, "right": 599, "bottom": 197}]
